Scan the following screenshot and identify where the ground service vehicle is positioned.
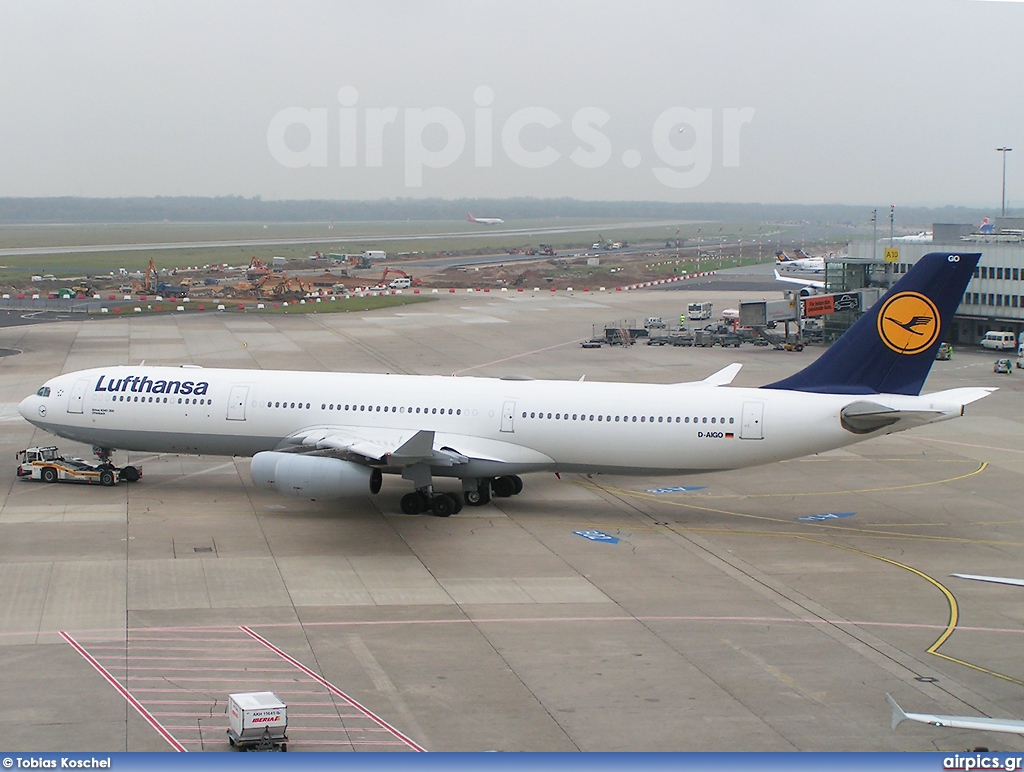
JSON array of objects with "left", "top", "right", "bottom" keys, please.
[
  {"left": 687, "top": 301, "right": 713, "bottom": 320},
  {"left": 995, "top": 358, "right": 1014, "bottom": 374},
  {"left": 982, "top": 331, "right": 1016, "bottom": 350},
  {"left": 16, "top": 446, "right": 140, "bottom": 486},
  {"left": 935, "top": 342, "right": 952, "bottom": 360},
  {"left": 227, "top": 692, "right": 288, "bottom": 751}
]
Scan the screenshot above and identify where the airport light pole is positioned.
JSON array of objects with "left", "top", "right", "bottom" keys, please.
[
  {"left": 997, "top": 146, "right": 1013, "bottom": 218},
  {"left": 871, "top": 209, "right": 877, "bottom": 263}
]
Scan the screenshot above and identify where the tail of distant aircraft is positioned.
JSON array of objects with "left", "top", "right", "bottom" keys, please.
[
  {"left": 764, "top": 252, "right": 981, "bottom": 395},
  {"left": 467, "top": 212, "right": 478, "bottom": 223},
  {"left": 979, "top": 216, "right": 994, "bottom": 234},
  {"left": 794, "top": 248, "right": 812, "bottom": 259},
  {"left": 775, "top": 250, "right": 791, "bottom": 262}
]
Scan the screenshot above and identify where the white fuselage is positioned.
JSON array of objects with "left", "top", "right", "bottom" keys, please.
[
  {"left": 17, "top": 365, "right": 966, "bottom": 479},
  {"left": 776, "top": 256, "right": 825, "bottom": 273}
]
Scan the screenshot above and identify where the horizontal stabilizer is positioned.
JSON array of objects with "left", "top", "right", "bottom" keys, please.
[
  {"left": 702, "top": 363, "right": 742, "bottom": 386},
  {"left": 887, "top": 693, "right": 1024, "bottom": 735},
  {"left": 840, "top": 401, "right": 941, "bottom": 434},
  {"left": 675, "top": 363, "right": 742, "bottom": 387}
]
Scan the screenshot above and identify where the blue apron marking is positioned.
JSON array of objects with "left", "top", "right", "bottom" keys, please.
[
  {"left": 797, "top": 512, "right": 855, "bottom": 522},
  {"left": 574, "top": 530, "right": 619, "bottom": 544}
]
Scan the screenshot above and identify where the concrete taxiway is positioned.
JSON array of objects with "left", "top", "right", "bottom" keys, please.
[{"left": 1, "top": 286, "right": 1023, "bottom": 752}]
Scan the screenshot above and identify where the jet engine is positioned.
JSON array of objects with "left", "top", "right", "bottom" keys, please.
[{"left": 251, "top": 452, "right": 382, "bottom": 499}]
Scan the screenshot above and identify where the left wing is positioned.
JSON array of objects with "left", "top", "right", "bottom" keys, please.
[
  {"left": 279, "top": 425, "right": 554, "bottom": 468},
  {"left": 887, "top": 694, "right": 1024, "bottom": 735}
]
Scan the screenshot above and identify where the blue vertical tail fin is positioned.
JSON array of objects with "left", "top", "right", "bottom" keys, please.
[{"left": 763, "top": 252, "right": 981, "bottom": 396}]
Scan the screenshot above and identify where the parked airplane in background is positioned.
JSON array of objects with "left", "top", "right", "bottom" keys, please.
[
  {"left": 467, "top": 212, "right": 504, "bottom": 225},
  {"left": 19, "top": 253, "right": 990, "bottom": 517},
  {"left": 773, "top": 268, "right": 824, "bottom": 294},
  {"left": 775, "top": 249, "right": 825, "bottom": 273}
]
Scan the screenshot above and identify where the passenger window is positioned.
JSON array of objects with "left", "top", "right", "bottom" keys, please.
[
  {"left": 729, "top": 417, "right": 734, "bottom": 424},
  {"left": 640, "top": 416, "right": 645, "bottom": 422},
  {"left": 702, "top": 417, "right": 707, "bottom": 423},
  {"left": 711, "top": 418, "right": 716, "bottom": 424},
  {"left": 457, "top": 409, "right": 461, "bottom": 415},
  {"left": 658, "top": 417, "right": 663, "bottom": 423}
]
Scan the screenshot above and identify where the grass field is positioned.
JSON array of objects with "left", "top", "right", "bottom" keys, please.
[{"left": 0, "top": 219, "right": 785, "bottom": 285}]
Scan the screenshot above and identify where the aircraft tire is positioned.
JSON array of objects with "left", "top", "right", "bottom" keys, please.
[
  {"left": 400, "top": 492, "right": 425, "bottom": 515},
  {"left": 121, "top": 466, "right": 140, "bottom": 482},
  {"left": 465, "top": 483, "right": 491, "bottom": 506},
  {"left": 511, "top": 475, "right": 523, "bottom": 495},
  {"left": 492, "top": 476, "right": 516, "bottom": 498},
  {"left": 431, "top": 495, "right": 454, "bottom": 517},
  {"left": 445, "top": 492, "right": 464, "bottom": 514}
]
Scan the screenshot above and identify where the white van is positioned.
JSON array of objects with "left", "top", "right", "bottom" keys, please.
[
  {"left": 388, "top": 277, "right": 411, "bottom": 289},
  {"left": 981, "top": 331, "right": 1017, "bottom": 350}
]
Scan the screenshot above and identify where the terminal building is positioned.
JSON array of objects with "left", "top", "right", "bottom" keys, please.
[{"left": 834, "top": 217, "right": 1024, "bottom": 345}]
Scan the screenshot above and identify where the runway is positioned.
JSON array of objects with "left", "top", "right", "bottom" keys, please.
[
  {"left": 1, "top": 286, "right": 1023, "bottom": 752},
  {"left": 0, "top": 220, "right": 686, "bottom": 258}
]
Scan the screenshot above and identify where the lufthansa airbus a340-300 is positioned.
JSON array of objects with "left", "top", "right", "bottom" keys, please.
[{"left": 18, "top": 252, "right": 992, "bottom": 517}]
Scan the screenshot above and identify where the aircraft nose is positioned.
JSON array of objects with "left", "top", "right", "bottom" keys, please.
[{"left": 19, "top": 394, "right": 42, "bottom": 423}]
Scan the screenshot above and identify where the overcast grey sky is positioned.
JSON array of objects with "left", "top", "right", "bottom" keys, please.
[{"left": 1, "top": 0, "right": 1021, "bottom": 206}]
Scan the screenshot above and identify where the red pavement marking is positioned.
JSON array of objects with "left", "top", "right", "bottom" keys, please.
[
  {"left": 60, "top": 631, "right": 187, "bottom": 753},
  {"left": 240, "top": 626, "right": 426, "bottom": 752}
]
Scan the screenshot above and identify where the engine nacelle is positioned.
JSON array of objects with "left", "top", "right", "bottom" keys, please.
[{"left": 251, "top": 452, "right": 382, "bottom": 499}]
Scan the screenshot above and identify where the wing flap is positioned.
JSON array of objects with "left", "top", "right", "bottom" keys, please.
[{"left": 278, "top": 425, "right": 553, "bottom": 468}]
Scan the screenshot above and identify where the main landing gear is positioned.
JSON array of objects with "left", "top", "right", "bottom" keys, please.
[
  {"left": 93, "top": 446, "right": 141, "bottom": 482},
  {"left": 400, "top": 490, "right": 464, "bottom": 517},
  {"left": 399, "top": 475, "right": 524, "bottom": 517}
]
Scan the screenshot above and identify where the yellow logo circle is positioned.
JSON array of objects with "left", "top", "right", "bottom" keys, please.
[{"left": 876, "top": 292, "right": 940, "bottom": 355}]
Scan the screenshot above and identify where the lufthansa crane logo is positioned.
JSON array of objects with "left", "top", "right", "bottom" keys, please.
[{"left": 876, "top": 292, "right": 940, "bottom": 355}]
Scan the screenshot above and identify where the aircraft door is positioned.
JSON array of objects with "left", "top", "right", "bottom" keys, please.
[
  {"left": 226, "top": 385, "right": 249, "bottom": 421},
  {"left": 740, "top": 402, "right": 764, "bottom": 439},
  {"left": 500, "top": 400, "right": 516, "bottom": 433},
  {"left": 67, "top": 378, "right": 89, "bottom": 414}
]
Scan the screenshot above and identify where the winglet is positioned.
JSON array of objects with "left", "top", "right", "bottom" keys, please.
[
  {"left": 702, "top": 363, "right": 742, "bottom": 386},
  {"left": 886, "top": 693, "right": 908, "bottom": 731}
]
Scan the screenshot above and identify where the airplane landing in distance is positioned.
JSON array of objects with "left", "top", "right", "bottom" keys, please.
[
  {"left": 19, "top": 252, "right": 992, "bottom": 518},
  {"left": 467, "top": 212, "right": 504, "bottom": 225}
]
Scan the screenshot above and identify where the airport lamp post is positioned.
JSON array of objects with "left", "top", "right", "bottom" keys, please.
[
  {"left": 871, "top": 209, "right": 877, "bottom": 263},
  {"left": 997, "top": 146, "right": 1013, "bottom": 218}
]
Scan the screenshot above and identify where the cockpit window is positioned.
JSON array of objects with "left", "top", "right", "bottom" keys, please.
[{"left": 36, "top": 387, "right": 50, "bottom": 397}]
